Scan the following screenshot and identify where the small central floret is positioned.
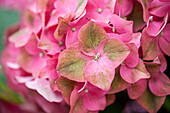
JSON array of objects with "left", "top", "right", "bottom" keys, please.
[
  {"left": 97, "top": 8, "right": 103, "bottom": 13},
  {"left": 71, "top": 27, "right": 76, "bottom": 32},
  {"left": 112, "top": 27, "right": 116, "bottom": 32},
  {"left": 159, "top": 31, "right": 163, "bottom": 36},
  {"left": 121, "top": 17, "right": 127, "bottom": 20},
  {"left": 94, "top": 53, "right": 100, "bottom": 60},
  {"left": 149, "top": 16, "right": 153, "bottom": 22},
  {"left": 39, "top": 52, "right": 44, "bottom": 57},
  {"left": 84, "top": 88, "right": 88, "bottom": 92},
  {"left": 59, "top": 41, "right": 63, "bottom": 46}
]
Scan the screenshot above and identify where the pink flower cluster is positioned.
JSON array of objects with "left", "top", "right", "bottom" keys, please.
[{"left": 1, "top": 0, "right": 170, "bottom": 113}]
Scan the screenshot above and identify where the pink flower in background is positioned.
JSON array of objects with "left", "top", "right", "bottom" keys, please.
[{"left": 0, "top": 0, "right": 170, "bottom": 113}]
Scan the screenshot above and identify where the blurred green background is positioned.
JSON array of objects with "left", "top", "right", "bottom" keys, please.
[
  {"left": 0, "top": 8, "right": 25, "bottom": 105},
  {"left": 0, "top": 9, "right": 19, "bottom": 80},
  {"left": 0, "top": 8, "right": 169, "bottom": 113}
]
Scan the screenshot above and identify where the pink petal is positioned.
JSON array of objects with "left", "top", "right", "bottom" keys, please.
[
  {"left": 144, "top": 61, "right": 161, "bottom": 75},
  {"left": 103, "top": 39, "right": 130, "bottom": 68},
  {"left": 108, "top": 68, "right": 128, "bottom": 94},
  {"left": 114, "top": 0, "right": 133, "bottom": 17},
  {"left": 108, "top": 33, "right": 132, "bottom": 44},
  {"left": 136, "top": 87, "right": 166, "bottom": 113},
  {"left": 66, "top": 17, "right": 89, "bottom": 48},
  {"left": 149, "top": 0, "right": 170, "bottom": 17},
  {"left": 74, "top": 0, "right": 88, "bottom": 19},
  {"left": 57, "top": 43, "right": 89, "bottom": 82},
  {"left": 162, "top": 23, "right": 170, "bottom": 42},
  {"left": 159, "top": 35, "right": 170, "bottom": 56},
  {"left": 36, "top": 0, "right": 50, "bottom": 11},
  {"left": 85, "top": 0, "right": 115, "bottom": 23},
  {"left": 83, "top": 93, "right": 106, "bottom": 111},
  {"left": 70, "top": 88, "right": 88, "bottom": 113},
  {"left": 15, "top": 76, "right": 34, "bottom": 83},
  {"left": 39, "top": 57, "right": 58, "bottom": 79},
  {"left": 153, "top": 55, "right": 167, "bottom": 72},
  {"left": 128, "top": 32, "right": 141, "bottom": 48},
  {"left": 124, "top": 43, "right": 139, "bottom": 68},
  {"left": 26, "top": 78, "right": 63, "bottom": 103},
  {"left": 24, "top": 9, "right": 42, "bottom": 33},
  {"left": 84, "top": 56, "right": 115, "bottom": 90},
  {"left": 127, "top": 79, "right": 147, "bottom": 99},
  {"left": 9, "top": 28, "right": 31, "bottom": 47},
  {"left": 109, "top": 14, "right": 133, "bottom": 34},
  {"left": 38, "top": 26, "right": 64, "bottom": 55},
  {"left": 86, "top": 83, "right": 108, "bottom": 98},
  {"left": 54, "top": 0, "right": 87, "bottom": 19},
  {"left": 35, "top": 94, "right": 69, "bottom": 113},
  {"left": 120, "top": 59, "right": 150, "bottom": 83},
  {"left": 17, "top": 48, "right": 46, "bottom": 78},
  {"left": 66, "top": 29, "right": 79, "bottom": 48},
  {"left": 24, "top": 33, "right": 41, "bottom": 55},
  {"left": 141, "top": 28, "right": 159, "bottom": 60},
  {"left": 54, "top": 17, "right": 70, "bottom": 41},
  {"left": 127, "top": 1, "right": 146, "bottom": 32},
  {"left": 138, "top": 0, "right": 151, "bottom": 22},
  {"left": 105, "top": 94, "right": 116, "bottom": 106},
  {"left": 149, "top": 72, "right": 170, "bottom": 96},
  {"left": 54, "top": 0, "right": 77, "bottom": 15},
  {"left": 46, "top": 10, "right": 61, "bottom": 28},
  {"left": 146, "top": 14, "right": 168, "bottom": 36}
]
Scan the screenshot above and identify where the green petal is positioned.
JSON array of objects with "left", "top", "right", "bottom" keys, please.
[
  {"left": 103, "top": 39, "right": 130, "bottom": 68},
  {"left": 57, "top": 43, "right": 88, "bottom": 82},
  {"left": 78, "top": 21, "right": 107, "bottom": 54},
  {"left": 136, "top": 87, "right": 166, "bottom": 113}
]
